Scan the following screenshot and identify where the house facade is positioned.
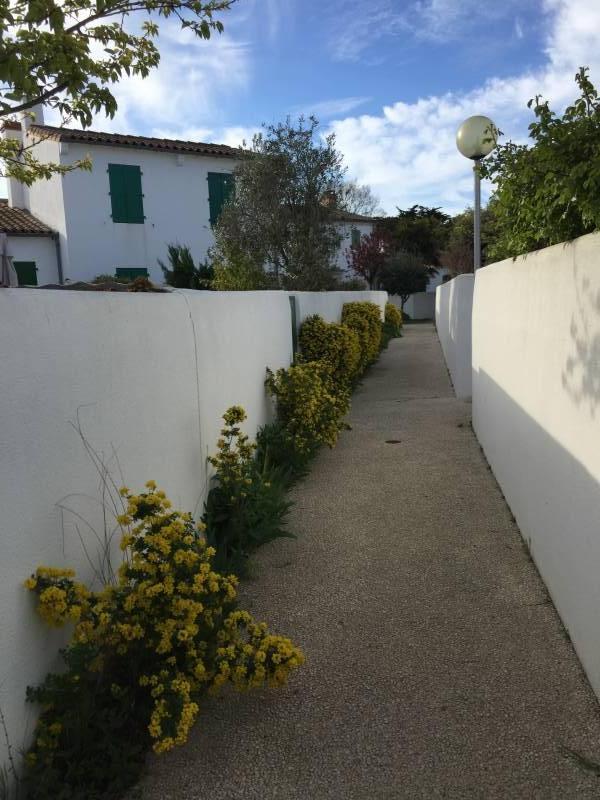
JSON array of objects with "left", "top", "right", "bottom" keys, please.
[
  {"left": 1, "top": 107, "right": 376, "bottom": 287},
  {"left": 2, "top": 107, "right": 238, "bottom": 285}
]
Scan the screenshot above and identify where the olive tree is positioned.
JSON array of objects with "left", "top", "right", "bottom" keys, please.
[{"left": 215, "top": 116, "right": 345, "bottom": 290}]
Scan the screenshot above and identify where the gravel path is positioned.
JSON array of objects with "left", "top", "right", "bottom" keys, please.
[{"left": 135, "top": 323, "right": 600, "bottom": 799}]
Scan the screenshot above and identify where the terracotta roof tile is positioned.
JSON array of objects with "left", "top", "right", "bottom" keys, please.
[
  {"left": 0, "top": 206, "right": 54, "bottom": 235},
  {"left": 30, "top": 124, "right": 241, "bottom": 158}
]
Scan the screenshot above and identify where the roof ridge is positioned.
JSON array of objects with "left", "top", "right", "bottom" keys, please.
[{"left": 29, "top": 123, "right": 241, "bottom": 157}]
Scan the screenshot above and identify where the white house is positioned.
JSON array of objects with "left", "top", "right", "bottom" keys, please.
[
  {"left": 331, "top": 209, "right": 376, "bottom": 281},
  {"left": 1, "top": 107, "right": 377, "bottom": 287},
  {"left": 2, "top": 106, "right": 239, "bottom": 285}
]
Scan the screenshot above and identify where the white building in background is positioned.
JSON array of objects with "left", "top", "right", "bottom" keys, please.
[{"left": 1, "top": 106, "right": 377, "bottom": 287}]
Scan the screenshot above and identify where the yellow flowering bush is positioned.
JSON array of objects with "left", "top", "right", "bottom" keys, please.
[
  {"left": 204, "top": 407, "right": 292, "bottom": 574},
  {"left": 23, "top": 483, "right": 303, "bottom": 799},
  {"left": 298, "top": 314, "right": 361, "bottom": 388},
  {"left": 341, "top": 301, "right": 382, "bottom": 371},
  {"left": 384, "top": 302, "right": 402, "bottom": 334},
  {"left": 265, "top": 361, "right": 349, "bottom": 455}
]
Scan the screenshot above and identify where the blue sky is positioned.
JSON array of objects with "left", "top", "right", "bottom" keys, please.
[{"left": 47, "top": 0, "right": 600, "bottom": 214}]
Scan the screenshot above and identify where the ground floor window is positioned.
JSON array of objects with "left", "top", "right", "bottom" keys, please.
[
  {"left": 13, "top": 261, "right": 38, "bottom": 286},
  {"left": 115, "top": 267, "right": 149, "bottom": 280}
]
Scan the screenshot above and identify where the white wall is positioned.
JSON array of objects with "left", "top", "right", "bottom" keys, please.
[
  {"left": 0, "top": 288, "right": 290, "bottom": 766},
  {"left": 8, "top": 236, "right": 59, "bottom": 285},
  {"left": 472, "top": 232, "right": 600, "bottom": 697},
  {"left": 292, "top": 290, "right": 387, "bottom": 329},
  {"left": 401, "top": 292, "right": 436, "bottom": 320},
  {"left": 0, "top": 288, "right": 382, "bottom": 767},
  {"left": 435, "top": 275, "right": 474, "bottom": 399},
  {"left": 57, "top": 142, "right": 237, "bottom": 284}
]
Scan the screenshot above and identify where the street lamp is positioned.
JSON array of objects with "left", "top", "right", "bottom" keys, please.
[{"left": 456, "top": 115, "right": 497, "bottom": 270}]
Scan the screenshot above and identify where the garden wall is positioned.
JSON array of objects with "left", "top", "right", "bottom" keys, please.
[
  {"left": 292, "top": 290, "right": 387, "bottom": 328},
  {"left": 471, "top": 232, "right": 600, "bottom": 697},
  {"left": 0, "top": 287, "right": 385, "bottom": 767},
  {"left": 435, "top": 275, "right": 474, "bottom": 399}
]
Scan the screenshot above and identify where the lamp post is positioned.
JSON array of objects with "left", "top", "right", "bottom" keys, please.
[{"left": 456, "top": 115, "right": 497, "bottom": 270}]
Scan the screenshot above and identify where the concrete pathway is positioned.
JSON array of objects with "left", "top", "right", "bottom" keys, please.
[{"left": 137, "top": 323, "right": 600, "bottom": 799}]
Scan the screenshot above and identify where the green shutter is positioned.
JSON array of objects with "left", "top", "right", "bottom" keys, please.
[
  {"left": 13, "top": 261, "right": 38, "bottom": 286},
  {"left": 108, "top": 164, "right": 144, "bottom": 224},
  {"left": 207, "top": 172, "right": 234, "bottom": 226},
  {"left": 351, "top": 228, "right": 361, "bottom": 247},
  {"left": 115, "top": 267, "right": 149, "bottom": 280}
]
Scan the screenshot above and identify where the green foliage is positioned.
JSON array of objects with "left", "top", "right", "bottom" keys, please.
[
  {"left": 381, "top": 303, "right": 402, "bottom": 349},
  {"left": 159, "top": 244, "right": 214, "bottom": 289},
  {"left": 22, "top": 486, "right": 303, "bottom": 799},
  {"left": 481, "top": 67, "right": 600, "bottom": 260},
  {"left": 255, "top": 422, "right": 312, "bottom": 484},
  {"left": 298, "top": 315, "right": 361, "bottom": 388},
  {"left": 203, "top": 408, "right": 293, "bottom": 575},
  {"left": 379, "top": 251, "right": 432, "bottom": 306},
  {"left": 265, "top": 362, "right": 350, "bottom": 456},
  {"left": 0, "top": 1, "right": 232, "bottom": 184},
  {"left": 216, "top": 116, "right": 345, "bottom": 290},
  {"left": 378, "top": 205, "right": 451, "bottom": 266},
  {"left": 210, "top": 242, "right": 276, "bottom": 291},
  {"left": 341, "top": 302, "right": 382, "bottom": 372}
]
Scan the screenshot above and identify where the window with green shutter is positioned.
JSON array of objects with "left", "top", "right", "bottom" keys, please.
[
  {"left": 207, "top": 172, "right": 234, "bottom": 226},
  {"left": 108, "top": 164, "right": 145, "bottom": 224},
  {"left": 351, "top": 228, "right": 361, "bottom": 247},
  {"left": 115, "top": 267, "right": 149, "bottom": 280},
  {"left": 14, "top": 261, "right": 38, "bottom": 286}
]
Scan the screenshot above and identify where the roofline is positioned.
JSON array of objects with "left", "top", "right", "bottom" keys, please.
[
  {"left": 2, "top": 230, "right": 55, "bottom": 237},
  {"left": 29, "top": 124, "right": 242, "bottom": 159}
]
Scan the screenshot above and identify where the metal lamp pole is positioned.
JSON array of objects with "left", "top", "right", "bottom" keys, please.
[
  {"left": 473, "top": 159, "right": 481, "bottom": 271},
  {"left": 456, "top": 116, "right": 497, "bottom": 271}
]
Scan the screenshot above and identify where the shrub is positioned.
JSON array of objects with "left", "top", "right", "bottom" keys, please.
[
  {"left": 384, "top": 302, "right": 402, "bottom": 333},
  {"left": 341, "top": 302, "right": 382, "bottom": 372},
  {"left": 211, "top": 244, "right": 275, "bottom": 291},
  {"left": 23, "top": 483, "right": 303, "bottom": 800},
  {"left": 203, "top": 407, "right": 293, "bottom": 575},
  {"left": 381, "top": 302, "right": 402, "bottom": 347},
  {"left": 255, "top": 421, "right": 312, "bottom": 483},
  {"left": 298, "top": 314, "right": 361, "bottom": 388},
  {"left": 158, "top": 243, "right": 214, "bottom": 289},
  {"left": 265, "top": 362, "right": 349, "bottom": 456}
]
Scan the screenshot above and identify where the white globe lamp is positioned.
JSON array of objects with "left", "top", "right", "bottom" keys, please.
[{"left": 456, "top": 115, "right": 497, "bottom": 270}]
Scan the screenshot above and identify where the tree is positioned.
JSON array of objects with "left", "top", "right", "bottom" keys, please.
[
  {"left": 379, "top": 205, "right": 451, "bottom": 266},
  {"left": 338, "top": 181, "right": 382, "bottom": 216},
  {"left": 379, "top": 252, "right": 433, "bottom": 309},
  {"left": 441, "top": 206, "right": 498, "bottom": 274},
  {"left": 0, "top": 0, "right": 232, "bottom": 185},
  {"left": 481, "top": 67, "right": 600, "bottom": 261},
  {"left": 346, "top": 229, "right": 391, "bottom": 288},
  {"left": 216, "top": 116, "right": 345, "bottom": 290},
  {"left": 159, "top": 244, "right": 214, "bottom": 288}
]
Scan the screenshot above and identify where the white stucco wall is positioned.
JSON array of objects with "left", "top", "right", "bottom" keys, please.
[
  {"left": 0, "top": 288, "right": 291, "bottom": 766},
  {"left": 291, "top": 289, "right": 387, "bottom": 329},
  {"left": 0, "top": 287, "right": 377, "bottom": 766},
  {"left": 401, "top": 292, "right": 436, "bottom": 320},
  {"left": 435, "top": 275, "right": 474, "bottom": 399},
  {"left": 8, "top": 236, "right": 59, "bottom": 285},
  {"left": 471, "top": 232, "right": 600, "bottom": 697},
  {"left": 56, "top": 142, "right": 237, "bottom": 283}
]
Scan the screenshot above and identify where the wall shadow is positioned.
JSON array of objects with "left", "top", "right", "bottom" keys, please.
[
  {"left": 562, "top": 259, "right": 600, "bottom": 416},
  {"left": 473, "top": 367, "right": 600, "bottom": 698}
]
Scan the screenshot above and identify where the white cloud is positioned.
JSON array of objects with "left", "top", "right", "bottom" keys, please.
[
  {"left": 293, "top": 96, "right": 370, "bottom": 120},
  {"left": 328, "top": 0, "right": 523, "bottom": 61},
  {"left": 327, "top": 0, "right": 600, "bottom": 214}
]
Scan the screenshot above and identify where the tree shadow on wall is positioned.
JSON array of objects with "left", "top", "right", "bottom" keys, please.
[{"left": 561, "top": 260, "right": 600, "bottom": 416}]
